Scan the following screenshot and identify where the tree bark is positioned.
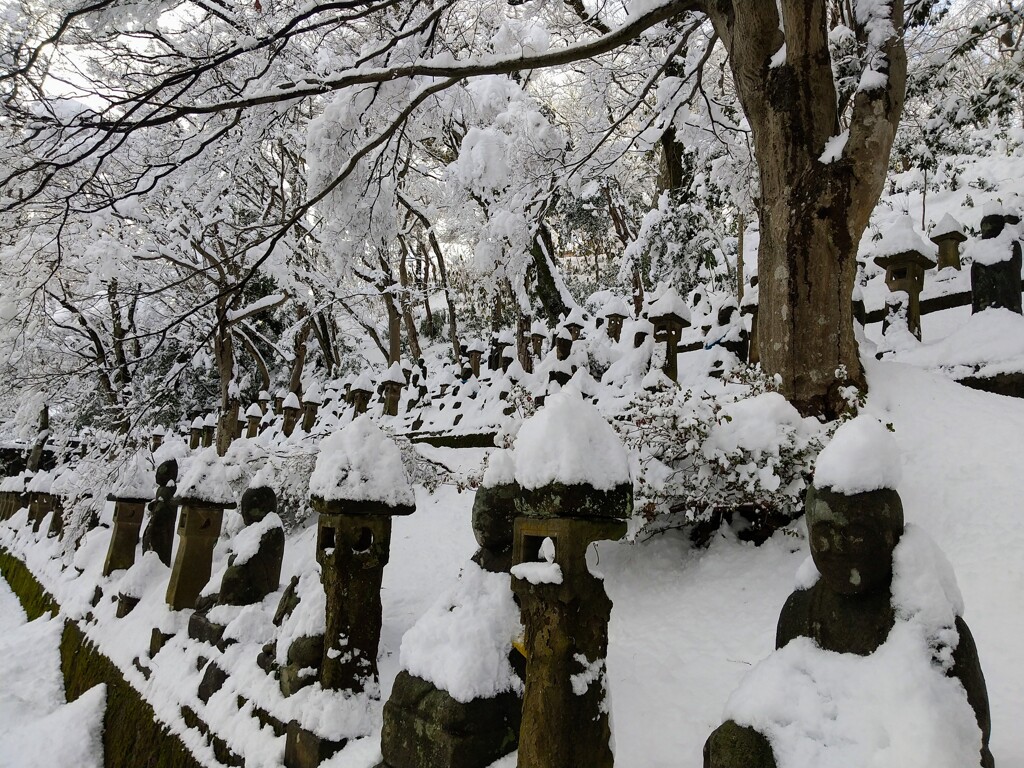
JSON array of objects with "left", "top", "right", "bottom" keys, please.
[{"left": 708, "top": 0, "right": 906, "bottom": 417}]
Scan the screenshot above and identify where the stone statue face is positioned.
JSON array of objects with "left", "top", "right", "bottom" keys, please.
[
  {"left": 809, "top": 518, "right": 897, "bottom": 595},
  {"left": 804, "top": 485, "right": 904, "bottom": 596}
]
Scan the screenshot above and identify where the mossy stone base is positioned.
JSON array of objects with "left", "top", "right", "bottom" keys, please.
[
  {"left": 380, "top": 671, "right": 520, "bottom": 768},
  {"left": 0, "top": 548, "right": 205, "bottom": 768}
]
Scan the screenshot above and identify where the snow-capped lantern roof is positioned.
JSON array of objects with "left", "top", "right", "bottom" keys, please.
[
  {"left": 203, "top": 413, "right": 217, "bottom": 428},
  {"left": 647, "top": 286, "right": 692, "bottom": 326},
  {"left": 382, "top": 361, "right": 406, "bottom": 385},
  {"left": 151, "top": 425, "right": 166, "bottom": 437},
  {"left": 258, "top": 390, "right": 271, "bottom": 402},
  {"left": 870, "top": 216, "right": 936, "bottom": 268},
  {"left": 109, "top": 452, "right": 156, "bottom": 501},
  {"left": 304, "top": 381, "right": 322, "bottom": 404},
  {"left": 176, "top": 448, "right": 236, "bottom": 506},
  {"left": 350, "top": 371, "right": 373, "bottom": 394},
  {"left": 308, "top": 415, "right": 415, "bottom": 513},
  {"left": 497, "top": 329, "right": 515, "bottom": 345},
  {"left": 282, "top": 391, "right": 301, "bottom": 410},
  {"left": 556, "top": 326, "right": 572, "bottom": 341},
  {"left": 190, "top": 416, "right": 205, "bottom": 430},
  {"left": 466, "top": 339, "right": 487, "bottom": 354},
  {"left": 436, "top": 367, "right": 456, "bottom": 387},
  {"left": 930, "top": 213, "right": 967, "bottom": 243},
  {"left": 512, "top": 387, "right": 630, "bottom": 492},
  {"left": 245, "top": 403, "right": 263, "bottom": 419},
  {"left": 600, "top": 296, "right": 631, "bottom": 319},
  {"left": 530, "top": 320, "right": 548, "bottom": 337},
  {"left": 563, "top": 306, "right": 587, "bottom": 330}
]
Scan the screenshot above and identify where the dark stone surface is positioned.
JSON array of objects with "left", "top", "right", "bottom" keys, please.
[
  {"left": 380, "top": 671, "right": 521, "bottom": 768},
  {"left": 512, "top": 481, "right": 632, "bottom": 521},
  {"left": 284, "top": 721, "right": 346, "bottom": 768},
  {"left": 240, "top": 486, "right": 277, "bottom": 525},
  {"left": 958, "top": 371, "right": 1024, "bottom": 400},
  {"left": 188, "top": 612, "right": 226, "bottom": 647},
  {"left": 471, "top": 483, "right": 517, "bottom": 555},
  {"left": 198, "top": 661, "right": 228, "bottom": 704},
  {"left": 274, "top": 575, "right": 301, "bottom": 626},
  {"left": 704, "top": 721, "right": 776, "bottom": 768},
  {"left": 972, "top": 251, "right": 1023, "bottom": 314},
  {"left": 115, "top": 594, "right": 140, "bottom": 618},
  {"left": 217, "top": 524, "right": 284, "bottom": 606},
  {"left": 149, "top": 628, "right": 172, "bottom": 658},
  {"left": 143, "top": 459, "right": 179, "bottom": 567}
]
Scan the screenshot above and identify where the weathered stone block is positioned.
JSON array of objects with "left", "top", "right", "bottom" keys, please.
[{"left": 380, "top": 671, "right": 520, "bottom": 768}]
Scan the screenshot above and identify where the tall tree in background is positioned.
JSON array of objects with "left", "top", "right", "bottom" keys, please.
[{"left": 0, "top": 0, "right": 940, "bottom": 418}]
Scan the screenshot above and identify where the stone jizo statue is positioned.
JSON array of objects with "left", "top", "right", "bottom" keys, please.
[{"left": 704, "top": 484, "right": 993, "bottom": 768}]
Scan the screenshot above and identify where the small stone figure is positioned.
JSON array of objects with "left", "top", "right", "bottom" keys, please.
[
  {"left": 142, "top": 459, "right": 179, "bottom": 567},
  {"left": 217, "top": 486, "right": 284, "bottom": 606},
  {"left": 704, "top": 484, "right": 994, "bottom": 768}
]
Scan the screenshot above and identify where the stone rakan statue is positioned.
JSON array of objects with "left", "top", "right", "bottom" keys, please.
[{"left": 704, "top": 483, "right": 994, "bottom": 768}]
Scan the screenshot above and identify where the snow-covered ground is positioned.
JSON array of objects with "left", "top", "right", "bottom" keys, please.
[
  {"left": 0, "top": 578, "right": 106, "bottom": 768},
  {"left": 2, "top": 356, "right": 1023, "bottom": 768}
]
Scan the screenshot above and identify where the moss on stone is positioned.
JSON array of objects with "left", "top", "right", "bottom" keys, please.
[{"left": 1, "top": 547, "right": 206, "bottom": 768}]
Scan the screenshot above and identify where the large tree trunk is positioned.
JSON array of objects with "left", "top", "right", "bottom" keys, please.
[{"left": 708, "top": 0, "right": 906, "bottom": 417}]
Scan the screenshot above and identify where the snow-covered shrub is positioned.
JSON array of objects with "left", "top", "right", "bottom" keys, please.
[{"left": 615, "top": 369, "right": 833, "bottom": 542}]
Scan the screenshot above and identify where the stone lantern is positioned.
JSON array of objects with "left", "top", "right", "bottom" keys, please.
[
  {"left": 151, "top": 427, "right": 165, "bottom": 452},
  {"left": 258, "top": 390, "right": 271, "bottom": 415},
  {"left": 103, "top": 452, "right": 156, "bottom": 576},
  {"left": 274, "top": 389, "right": 287, "bottom": 414},
  {"left": 189, "top": 416, "right": 204, "bottom": 450},
  {"left": 26, "top": 471, "right": 58, "bottom": 534},
  {"left": 530, "top": 321, "right": 547, "bottom": 358},
  {"left": 563, "top": 306, "right": 586, "bottom": 341},
  {"left": 245, "top": 403, "right": 263, "bottom": 438},
  {"left": 648, "top": 286, "right": 691, "bottom": 382},
  {"left": 970, "top": 202, "right": 1022, "bottom": 315},
  {"left": 165, "top": 450, "right": 235, "bottom": 611},
  {"left": 281, "top": 392, "right": 301, "bottom": 436},
  {"left": 872, "top": 216, "right": 936, "bottom": 339},
  {"left": 202, "top": 413, "right": 217, "bottom": 447},
  {"left": 301, "top": 383, "right": 322, "bottom": 432},
  {"left": 466, "top": 340, "right": 486, "bottom": 378},
  {"left": 350, "top": 373, "right": 373, "bottom": 415},
  {"left": 508, "top": 389, "right": 631, "bottom": 768},
  {"left": 103, "top": 492, "right": 150, "bottom": 576},
  {"left": 381, "top": 362, "right": 406, "bottom": 417},
  {"left": 308, "top": 416, "right": 416, "bottom": 694},
  {"left": 930, "top": 213, "right": 967, "bottom": 271},
  {"left": 601, "top": 296, "right": 630, "bottom": 342}
]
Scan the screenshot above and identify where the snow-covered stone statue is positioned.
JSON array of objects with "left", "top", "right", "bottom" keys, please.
[
  {"left": 216, "top": 485, "right": 284, "bottom": 606},
  {"left": 970, "top": 202, "right": 1022, "bottom": 316},
  {"left": 378, "top": 448, "right": 523, "bottom": 768},
  {"left": 509, "top": 387, "right": 631, "bottom": 768},
  {"left": 704, "top": 417, "right": 994, "bottom": 768},
  {"left": 142, "top": 458, "right": 179, "bottom": 566}
]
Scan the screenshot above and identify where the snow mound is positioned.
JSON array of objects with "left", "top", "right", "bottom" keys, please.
[
  {"left": 513, "top": 387, "right": 629, "bottom": 491},
  {"left": 814, "top": 416, "right": 902, "bottom": 494},
  {"left": 399, "top": 562, "right": 523, "bottom": 702}
]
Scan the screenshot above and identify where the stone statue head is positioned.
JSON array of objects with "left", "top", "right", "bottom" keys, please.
[
  {"left": 804, "top": 484, "right": 904, "bottom": 595},
  {"left": 241, "top": 486, "right": 277, "bottom": 526},
  {"left": 155, "top": 459, "right": 178, "bottom": 487}
]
